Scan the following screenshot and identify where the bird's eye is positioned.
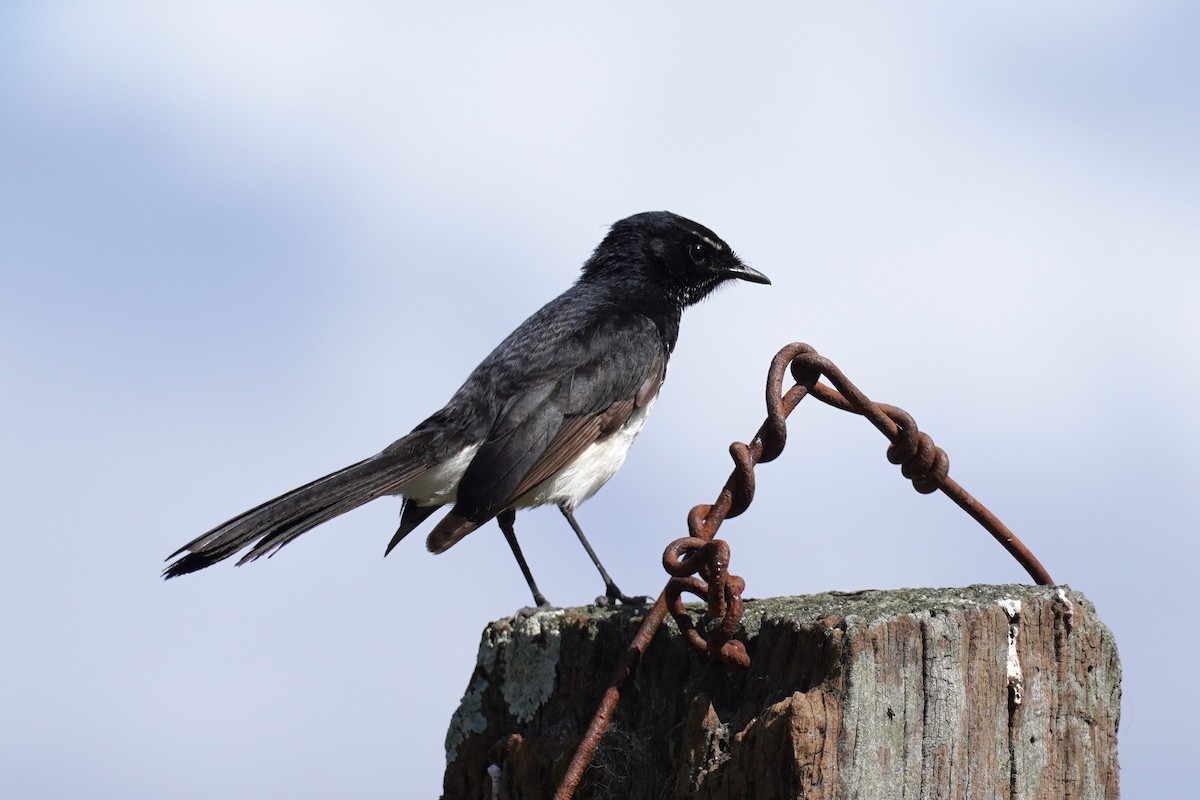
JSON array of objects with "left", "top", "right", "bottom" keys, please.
[{"left": 688, "top": 243, "right": 708, "bottom": 265}]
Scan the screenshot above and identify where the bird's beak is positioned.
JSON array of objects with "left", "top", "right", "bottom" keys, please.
[{"left": 722, "top": 262, "right": 771, "bottom": 285}]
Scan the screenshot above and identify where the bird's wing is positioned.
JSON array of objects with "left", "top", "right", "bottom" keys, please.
[
  {"left": 425, "top": 313, "right": 666, "bottom": 553},
  {"left": 503, "top": 356, "right": 662, "bottom": 501}
]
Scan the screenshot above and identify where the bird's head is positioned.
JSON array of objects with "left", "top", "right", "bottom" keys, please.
[{"left": 581, "top": 211, "right": 770, "bottom": 308}]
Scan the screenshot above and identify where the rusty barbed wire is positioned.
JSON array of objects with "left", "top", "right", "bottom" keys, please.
[{"left": 554, "top": 342, "right": 1055, "bottom": 799}]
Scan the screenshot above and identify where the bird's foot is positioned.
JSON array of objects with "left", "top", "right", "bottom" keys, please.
[
  {"left": 515, "top": 594, "right": 556, "bottom": 618},
  {"left": 595, "top": 585, "right": 650, "bottom": 607}
]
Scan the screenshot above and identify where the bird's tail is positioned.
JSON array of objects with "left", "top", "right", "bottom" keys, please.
[{"left": 163, "top": 449, "right": 429, "bottom": 579}]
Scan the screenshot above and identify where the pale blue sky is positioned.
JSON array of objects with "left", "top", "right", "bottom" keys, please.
[{"left": 3, "top": 3, "right": 1197, "bottom": 797}]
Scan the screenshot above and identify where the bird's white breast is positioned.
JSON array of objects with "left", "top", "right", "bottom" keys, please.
[{"left": 516, "top": 396, "right": 657, "bottom": 510}]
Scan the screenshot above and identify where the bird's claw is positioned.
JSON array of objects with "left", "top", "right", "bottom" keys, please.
[
  {"left": 595, "top": 587, "right": 650, "bottom": 607},
  {"left": 516, "top": 600, "right": 556, "bottom": 618}
]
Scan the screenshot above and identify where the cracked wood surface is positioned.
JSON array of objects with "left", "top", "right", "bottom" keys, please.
[{"left": 441, "top": 585, "right": 1119, "bottom": 800}]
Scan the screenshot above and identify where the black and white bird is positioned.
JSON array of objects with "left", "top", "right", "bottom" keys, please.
[{"left": 164, "top": 211, "right": 769, "bottom": 606}]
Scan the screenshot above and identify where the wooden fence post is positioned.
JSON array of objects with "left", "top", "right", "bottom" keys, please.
[{"left": 441, "top": 584, "right": 1119, "bottom": 800}]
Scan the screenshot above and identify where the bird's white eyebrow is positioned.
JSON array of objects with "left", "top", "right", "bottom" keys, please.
[{"left": 696, "top": 234, "right": 724, "bottom": 251}]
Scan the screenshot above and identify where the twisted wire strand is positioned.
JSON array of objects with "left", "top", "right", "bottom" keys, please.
[
  {"left": 554, "top": 342, "right": 1054, "bottom": 799},
  {"left": 795, "top": 345, "right": 1052, "bottom": 585},
  {"left": 662, "top": 537, "right": 749, "bottom": 668}
]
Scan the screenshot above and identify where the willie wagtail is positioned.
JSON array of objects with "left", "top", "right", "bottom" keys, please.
[{"left": 164, "top": 211, "right": 770, "bottom": 606}]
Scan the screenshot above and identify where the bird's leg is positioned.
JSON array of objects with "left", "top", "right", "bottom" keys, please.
[
  {"left": 558, "top": 505, "right": 649, "bottom": 606},
  {"left": 497, "top": 509, "right": 551, "bottom": 609}
]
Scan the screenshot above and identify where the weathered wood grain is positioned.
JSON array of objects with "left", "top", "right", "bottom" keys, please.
[{"left": 441, "top": 585, "right": 1119, "bottom": 800}]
